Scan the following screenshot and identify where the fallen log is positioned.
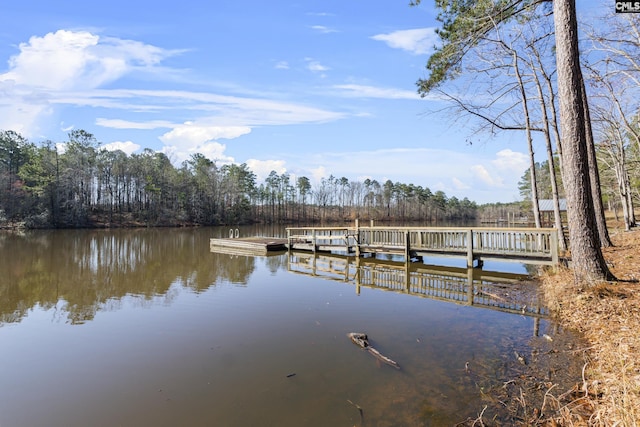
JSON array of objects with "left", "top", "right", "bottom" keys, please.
[{"left": 348, "top": 332, "right": 400, "bottom": 370}]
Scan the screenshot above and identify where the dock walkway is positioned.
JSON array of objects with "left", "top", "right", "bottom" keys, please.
[{"left": 286, "top": 222, "right": 560, "bottom": 267}]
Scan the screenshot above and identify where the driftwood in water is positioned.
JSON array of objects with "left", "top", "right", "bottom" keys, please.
[
  {"left": 347, "top": 399, "right": 365, "bottom": 426},
  {"left": 347, "top": 332, "right": 400, "bottom": 370}
]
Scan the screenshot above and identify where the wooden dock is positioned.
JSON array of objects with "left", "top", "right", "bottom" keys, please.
[
  {"left": 210, "top": 236, "right": 287, "bottom": 255},
  {"left": 286, "top": 222, "right": 560, "bottom": 267}
]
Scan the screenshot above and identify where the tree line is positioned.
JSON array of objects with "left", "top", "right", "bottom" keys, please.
[{"left": 0, "top": 129, "right": 477, "bottom": 228}]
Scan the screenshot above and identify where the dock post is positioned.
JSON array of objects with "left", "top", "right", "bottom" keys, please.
[
  {"left": 355, "top": 219, "right": 360, "bottom": 257},
  {"left": 286, "top": 228, "right": 291, "bottom": 253},
  {"left": 405, "top": 230, "right": 410, "bottom": 261},
  {"left": 312, "top": 229, "right": 317, "bottom": 253},
  {"left": 355, "top": 256, "right": 361, "bottom": 295},
  {"left": 466, "top": 229, "right": 474, "bottom": 268},
  {"left": 550, "top": 229, "right": 559, "bottom": 266}
]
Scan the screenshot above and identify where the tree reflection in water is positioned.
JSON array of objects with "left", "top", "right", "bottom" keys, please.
[{"left": 0, "top": 226, "right": 583, "bottom": 426}]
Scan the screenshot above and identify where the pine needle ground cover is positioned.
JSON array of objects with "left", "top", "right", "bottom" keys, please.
[{"left": 541, "top": 225, "right": 640, "bottom": 425}]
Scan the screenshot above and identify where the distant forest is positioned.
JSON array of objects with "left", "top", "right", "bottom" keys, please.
[{"left": 0, "top": 129, "right": 481, "bottom": 229}]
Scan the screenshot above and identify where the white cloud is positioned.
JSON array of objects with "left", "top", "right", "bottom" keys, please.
[
  {"left": 306, "top": 58, "right": 330, "bottom": 73},
  {"left": 452, "top": 177, "right": 470, "bottom": 190},
  {"left": 96, "top": 118, "right": 175, "bottom": 130},
  {"left": 60, "top": 89, "right": 345, "bottom": 125},
  {"left": 491, "top": 148, "right": 529, "bottom": 173},
  {"left": 0, "top": 80, "right": 51, "bottom": 135},
  {"left": 60, "top": 122, "right": 74, "bottom": 132},
  {"left": 0, "top": 29, "right": 348, "bottom": 153},
  {"left": 159, "top": 122, "right": 251, "bottom": 149},
  {"left": 275, "top": 61, "right": 289, "bottom": 69},
  {"left": 161, "top": 141, "right": 233, "bottom": 165},
  {"left": 245, "top": 159, "right": 287, "bottom": 182},
  {"left": 371, "top": 28, "right": 438, "bottom": 55},
  {"left": 156, "top": 122, "right": 250, "bottom": 164},
  {"left": 0, "top": 29, "right": 178, "bottom": 136},
  {"left": 469, "top": 149, "right": 529, "bottom": 189},
  {"left": 471, "top": 164, "right": 502, "bottom": 187},
  {"left": 103, "top": 140, "right": 141, "bottom": 155},
  {"left": 194, "top": 142, "right": 233, "bottom": 163},
  {"left": 2, "top": 30, "right": 101, "bottom": 90},
  {"left": 310, "top": 25, "right": 338, "bottom": 34},
  {"left": 333, "top": 84, "right": 419, "bottom": 100},
  {"left": 309, "top": 166, "right": 328, "bottom": 184},
  {"left": 0, "top": 30, "right": 175, "bottom": 91}
]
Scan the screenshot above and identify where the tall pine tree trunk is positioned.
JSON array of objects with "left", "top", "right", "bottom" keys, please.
[
  {"left": 553, "top": 0, "right": 615, "bottom": 283},
  {"left": 581, "top": 75, "right": 612, "bottom": 247}
]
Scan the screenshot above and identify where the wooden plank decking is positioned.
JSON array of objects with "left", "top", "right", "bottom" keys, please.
[{"left": 210, "top": 237, "right": 287, "bottom": 255}]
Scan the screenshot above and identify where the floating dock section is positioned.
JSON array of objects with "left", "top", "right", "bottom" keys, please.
[{"left": 210, "top": 236, "right": 287, "bottom": 255}]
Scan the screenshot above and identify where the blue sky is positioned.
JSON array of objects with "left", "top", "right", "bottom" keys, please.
[{"left": 1, "top": 1, "right": 604, "bottom": 204}]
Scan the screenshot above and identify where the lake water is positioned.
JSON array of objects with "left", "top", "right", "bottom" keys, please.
[{"left": 0, "top": 226, "right": 582, "bottom": 426}]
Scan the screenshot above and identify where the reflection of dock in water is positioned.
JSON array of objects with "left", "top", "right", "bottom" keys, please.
[{"left": 287, "top": 252, "right": 546, "bottom": 318}]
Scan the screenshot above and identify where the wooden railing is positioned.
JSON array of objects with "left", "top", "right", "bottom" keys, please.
[{"left": 286, "top": 225, "right": 559, "bottom": 267}]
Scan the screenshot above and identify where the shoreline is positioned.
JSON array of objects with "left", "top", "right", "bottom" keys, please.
[{"left": 540, "top": 224, "right": 640, "bottom": 425}]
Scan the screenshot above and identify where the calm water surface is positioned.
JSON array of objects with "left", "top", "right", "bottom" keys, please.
[{"left": 0, "top": 227, "right": 579, "bottom": 426}]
